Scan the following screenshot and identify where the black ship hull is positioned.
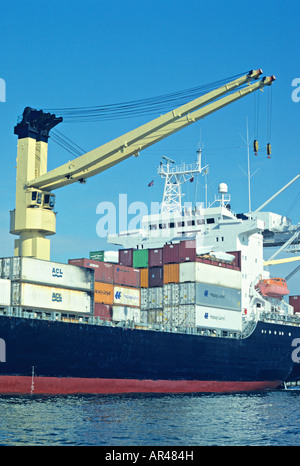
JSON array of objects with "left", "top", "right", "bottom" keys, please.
[{"left": 0, "top": 315, "right": 299, "bottom": 394}]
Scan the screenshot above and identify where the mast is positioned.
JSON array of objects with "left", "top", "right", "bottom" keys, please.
[{"left": 158, "top": 153, "right": 206, "bottom": 213}]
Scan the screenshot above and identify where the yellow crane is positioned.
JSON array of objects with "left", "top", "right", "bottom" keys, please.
[
  {"left": 10, "top": 69, "right": 275, "bottom": 260},
  {"left": 264, "top": 257, "right": 300, "bottom": 266}
]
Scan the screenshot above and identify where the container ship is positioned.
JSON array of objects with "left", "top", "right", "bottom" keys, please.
[{"left": 1, "top": 70, "right": 300, "bottom": 394}]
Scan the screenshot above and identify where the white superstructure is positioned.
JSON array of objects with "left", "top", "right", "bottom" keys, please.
[{"left": 108, "top": 155, "right": 299, "bottom": 327}]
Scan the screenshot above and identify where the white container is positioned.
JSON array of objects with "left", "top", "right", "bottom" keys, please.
[
  {"left": 179, "top": 305, "right": 196, "bottom": 327},
  {"left": 112, "top": 306, "right": 140, "bottom": 322},
  {"left": 148, "top": 287, "right": 163, "bottom": 309},
  {"left": 141, "top": 288, "right": 148, "bottom": 310},
  {"left": 179, "top": 262, "right": 241, "bottom": 289},
  {"left": 179, "top": 282, "right": 196, "bottom": 305},
  {"left": 0, "top": 279, "right": 11, "bottom": 306},
  {"left": 11, "top": 282, "right": 92, "bottom": 313},
  {"left": 103, "top": 251, "right": 119, "bottom": 263},
  {"left": 195, "top": 305, "right": 242, "bottom": 331},
  {"left": 163, "top": 306, "right": 180, "bottom": 326},
  {"left": 140, "top": 310, "right": 148, "bottom": 325},
  {"left": 1, "top": 257, "right": 94, "bottom": 291},
  {"left": 163, "top": 305, "right": 195, "bottom": 327},
  {"left": 195, "top": 283, "right": 241, "bottom": 311},
  {"left": 163, "top": 283, "right": 180, "bottom": 306},
  {"left": 113, "top": 285, "right": 140, "bottom": 308},
  {"left": 148, "top": 309, "right": 163, "bottom": 324}
]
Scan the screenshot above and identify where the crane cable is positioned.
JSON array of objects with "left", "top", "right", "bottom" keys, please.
[
  {"left": 44, "top": 72, "right": 248, "bottom": 123},
  {"left": 47, "top": 72, "right": 249, "bottom": 157}
]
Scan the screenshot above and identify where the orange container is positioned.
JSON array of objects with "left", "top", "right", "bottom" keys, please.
[
  {"left": 163, "top": 263, "right": 179, "bottom": 284},
  {"left": 140, "top": 268, "right": 149, "bottom": 288},
  {"left": 94, "top": 282, "right": 114, "bottom": 304}
]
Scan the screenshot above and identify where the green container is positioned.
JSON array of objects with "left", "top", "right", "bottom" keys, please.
[
  {"left": 133, "top": 249, "right": 148, "bottom": 268},
  {"left": 89, "top": 250, "right": 104, "bottom": 261}
]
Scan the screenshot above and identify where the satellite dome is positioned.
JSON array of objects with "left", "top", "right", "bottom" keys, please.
[{"left": 218, "top": 183, "right": 228, "bottom": 194}]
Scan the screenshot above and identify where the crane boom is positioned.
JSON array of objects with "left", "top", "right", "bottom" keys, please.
[
  {"left": 11, "top": 69, "right": 275, "bottom": 260},
  {"left": 264, "top": 256, "right": 300, "bottom": 266},
  {"left": 27, "top": 71, "right": 274, "bottom": 192}
]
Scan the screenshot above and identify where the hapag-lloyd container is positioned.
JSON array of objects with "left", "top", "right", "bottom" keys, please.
[
  {"left": 180, "top": 262, "right": 241, "bottom": 289},
  {"left": 148, "top": 248, "right": 163, "bottom": 267},
  {"left": 0, "top": 279, "right": 11, "bottom": 306},
  {"left": 112, "top": 306, "right": 140, "bottom": 323},
  {"left": 1, "top": 257, "right": 94, "bottom": 291},
  {"left": 118, "top": 249, "right": 133, "bottom": 267},
  {"left": 11, "top": 282, "right": 92, "bottom": 313},
  {"left": 195, "top": 305, "right": 242, "bottom": 331},
  {"left": 163, "top": 243, "right": 180, "bottom": 264},
  {"left": 113, "top": 285, "right": 140, "bottom": 308},
  {"left": 114, "top": 265, "right": 140, "bottom": 288},
  {"left": 68, "top": 258, "right": 114, "bottom": 283},
  {"left": 94, "top": 282, "right": 114, "bottom": 305},
  {"left": 195, "top": 282, "right": 241, "bottom": 310},
  {"left": 94, "top": 303, "right": 112, "bottom": 321}
]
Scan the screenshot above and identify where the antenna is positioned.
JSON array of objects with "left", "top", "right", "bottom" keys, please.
[
  {"left": 158, "top": 154, "right": 206, "bottom": 213},
  {"left": 239, "top": 117, "right": 260, "bottom": 213}
]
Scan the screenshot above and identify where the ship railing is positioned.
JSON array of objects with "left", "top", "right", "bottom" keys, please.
[
  {"left": 260, "top": 311, "right": 300, "bottom": 327},
  {"left": 0, "top": 306, "right": 246, "bottom": 339}
]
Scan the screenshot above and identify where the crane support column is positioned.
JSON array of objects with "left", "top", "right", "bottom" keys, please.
[{"left": 10, "top": 108, "right": 62, "bottom": 260}]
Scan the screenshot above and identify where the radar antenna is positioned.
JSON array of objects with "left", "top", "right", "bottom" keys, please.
[{"left": 158, "top": 150, "right": 208, "bottom": 213}]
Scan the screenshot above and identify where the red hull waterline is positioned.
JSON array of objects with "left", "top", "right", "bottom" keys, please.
[{"left": 0, "top": 376, "right": 281, "bottom": 395}]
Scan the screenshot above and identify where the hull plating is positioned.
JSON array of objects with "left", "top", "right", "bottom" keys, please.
[{"left": 0, "top": 315, "right": 298, "bottom": 394}]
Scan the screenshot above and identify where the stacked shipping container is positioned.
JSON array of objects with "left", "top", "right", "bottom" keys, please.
[
  {"left": 0, "top": 239, "right": 242, "bottom": 330},
  {"left": 124, "top": 240, "right": 243, "bottom": 331},
  {"left": 0, "top": 257, "right": 94, "bottom": 314},
  {"left": 68, "top": 258, "right": 141, "bottom": 322}
]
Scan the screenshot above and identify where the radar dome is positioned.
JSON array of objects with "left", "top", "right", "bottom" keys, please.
[{"left": 218, "top": 183, "right": 228, "bottom": 194}]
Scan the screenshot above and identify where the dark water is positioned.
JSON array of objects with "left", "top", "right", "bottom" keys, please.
[{"left": 0, "top": 390, "right": 299, "bottom": 446}]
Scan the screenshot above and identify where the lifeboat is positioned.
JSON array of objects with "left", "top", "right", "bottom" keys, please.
[{"left": 257, "top": 278, "right": 290, "bottom": 298}]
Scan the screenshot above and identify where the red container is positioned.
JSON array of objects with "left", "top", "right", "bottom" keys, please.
[
  {"left": 163, "top": 243, "right": 180, "bottom": 264},
  {"left": 114, "top": 265, "right": 140, "bottom": 288},
  {"left": 68, "top": 258, "right": 114, "bottom": 283},
  {"left": 290, "top": 295, "right": 300, "bottom": 314},
  {"left": 149, "top": 248, "right": 163, "bottom": 267},
  {"left": 118, "top": 249, "right": 133, "bottom": 266},
  {"left": 148, "top": 266, "right": 163, "bottom": 287},
  {"left": 227, "top": 251, "right": 241, "bottom": 270},
  {"left": 179, "top": 240, "right": 196, "bottom": 262},
  {"left": 94, "top": 303, "right": 112, "bottom": 321}
]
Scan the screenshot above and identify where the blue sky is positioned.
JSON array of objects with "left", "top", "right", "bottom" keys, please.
[{"left": 0, "top": 0, "right": 299, "bottom": 294}]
